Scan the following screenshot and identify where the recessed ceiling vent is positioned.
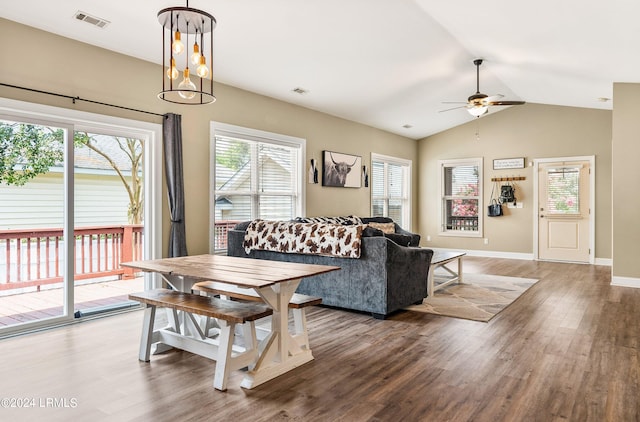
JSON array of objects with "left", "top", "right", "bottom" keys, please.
[{"left": 74, "top": 11, "right": 110, "bottom": 28}]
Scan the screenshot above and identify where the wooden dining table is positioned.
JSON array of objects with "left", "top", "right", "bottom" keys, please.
[{"left": 122, "top": 254, "right": 339, "bottom": 389}]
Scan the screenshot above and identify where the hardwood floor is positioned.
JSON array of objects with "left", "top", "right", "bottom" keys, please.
[{"left": 1, "top": 257, "right": 638, "bottom": 421}]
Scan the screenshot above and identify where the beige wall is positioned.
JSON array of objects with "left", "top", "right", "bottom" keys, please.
[
  {"left": 612, "top": 83, "right": 640, "bottom": 278},
  {"left": 0, "top": 18, "right": 418, "bottom": 256},
  {"left": 418, "top": 103, "right": 612, "bottom": 259},
  {"left": 1, "top": 18, "right": 621, "bottom": 265}
]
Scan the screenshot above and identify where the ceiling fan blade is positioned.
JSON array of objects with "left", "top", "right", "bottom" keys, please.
[
  {"left": 488, "top": 100, "right": 526, "bottom": 106},
  {"left": 482, "top": 94, "right": 504, "bottom": 104},
  {"left": 438, "top": 105, "right": 468, "bottom": 113}
]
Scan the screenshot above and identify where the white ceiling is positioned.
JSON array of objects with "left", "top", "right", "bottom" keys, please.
[{"left": 2, "top": 1, "right": 637, "bottom": 139}]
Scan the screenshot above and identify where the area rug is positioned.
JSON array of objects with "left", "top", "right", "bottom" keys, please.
[{"left": 405, "top": 273, "right": 539, "bottom": 322}]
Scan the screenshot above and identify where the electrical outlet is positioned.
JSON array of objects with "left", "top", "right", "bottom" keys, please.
[
  {"left": 426, "top": 235, "right": 431, "bottom": 242},
  {"left": 484, "top": 238, "right": 489, "bottom": 245}
]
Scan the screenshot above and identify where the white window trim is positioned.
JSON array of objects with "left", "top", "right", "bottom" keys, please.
[
  {"left": 371, "top": 152, "right": 412, "bottom": 230},
  {"left": 439, "top": 157, "right": 483, "bottom": 238},
  {"left": 209, "top": 121, "right": 306, "bottom": 252}
]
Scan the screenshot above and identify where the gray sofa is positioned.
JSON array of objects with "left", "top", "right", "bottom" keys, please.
[{"left": 226, "top": 217, "right": 433, "bottom": 319}]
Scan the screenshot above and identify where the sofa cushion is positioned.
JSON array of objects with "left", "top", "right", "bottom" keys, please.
[
  {"left": 367, "top": 221, "right": 396, "bottom": 234},
  {"left": 294, "top": 215, "right": 363, "bottom": 225},
  {"left": 243, "top": 219, "right": 365, "bottom": 258}
]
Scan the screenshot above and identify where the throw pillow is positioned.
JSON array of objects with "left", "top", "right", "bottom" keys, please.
[
  {"left": 295, "top": 215, "right": 363, "bottom": 225},
  {"left": 362, "top": 226, "right": 384, "bottom": 237},
  {"left": 362, "top": 216, "right": 393, "bottom": 224},
  {"left": 383, "top": 233, "right": 412, "bottom": 247},
  {"left": 367, "top": 222, "right": 395, "bottom": 234},
  {"left": 234, "top": 221, "right": 252, "bottom": 231}
]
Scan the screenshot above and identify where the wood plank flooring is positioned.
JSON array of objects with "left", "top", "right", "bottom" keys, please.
[{"left": 0, "top": 257, "right": 638, "bottom": 421}]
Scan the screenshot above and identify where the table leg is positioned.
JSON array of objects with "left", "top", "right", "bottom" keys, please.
[
  {"left": 427, "top": 266, "right": 435, "bottom": 297},
  {"left": 240, "top": 278, "right": 314, "bottom": 389}
]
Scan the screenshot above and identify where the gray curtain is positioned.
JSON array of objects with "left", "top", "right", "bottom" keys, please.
[{"left": 163, "top": 113, "right": 188, "bottom": 257}]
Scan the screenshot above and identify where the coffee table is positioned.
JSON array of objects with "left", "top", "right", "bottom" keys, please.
[{"left": 427, "top": 251, "right": 466, "bottom": 297}]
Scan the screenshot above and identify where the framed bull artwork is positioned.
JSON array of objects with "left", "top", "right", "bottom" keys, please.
[{"left": 322, "top": 150, "right": 362, "bottom": 188}]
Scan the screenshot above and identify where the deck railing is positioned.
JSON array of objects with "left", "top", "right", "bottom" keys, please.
[
  {"left": 213, "top": 220, "right": 241, "bottom": 251},
  {"left": 0, "top": 225, "right": 143, "bottom": 292},
  {"left": 447, "top": 216, "right": 479, "bottom": 232}
]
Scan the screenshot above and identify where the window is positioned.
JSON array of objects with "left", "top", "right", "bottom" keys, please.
[
  {"left": 371, "top": 153, "right": 412, "bottom": 229},
  {"left": 545, "top": 166, "right": 580, "bottom": 215},
  {"left": 440, "top": 158, "right": 483, "bottom": 237},
  {"left": 210, "top": 122, "right": 305, "bottom": 252}
]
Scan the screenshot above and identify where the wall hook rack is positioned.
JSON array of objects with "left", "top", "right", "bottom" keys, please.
[{"left": 491, "top": 176, "right": 526, "bottom": 182}]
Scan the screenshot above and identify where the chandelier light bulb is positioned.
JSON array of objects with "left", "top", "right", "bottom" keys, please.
[
  {"left": 178, "top": 68, "right": 197, "bottom": 99},
  {"left": 196, "top": 56, "right": 210, "bottom": 78},
  {"left": 172, "top": 31, "right": 184, "bottom": 55},
  {"left": 166, "top": 58, "right": 179, "bottom": 80},
  {"left": 191, "top": 42, "right": 201, "bottom": 66}
]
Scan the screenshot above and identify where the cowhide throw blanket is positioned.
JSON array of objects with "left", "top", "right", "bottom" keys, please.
[{"left": 243, "top": 220, "right": 364, "bottom": 258}]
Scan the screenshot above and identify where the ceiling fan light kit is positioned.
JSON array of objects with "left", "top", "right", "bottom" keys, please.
[
  {"left": 441, "top": 58, "right": 525, "bottom": 117},
  {"left": 468, "top": 105, "right": 488, "bottom": 117}
]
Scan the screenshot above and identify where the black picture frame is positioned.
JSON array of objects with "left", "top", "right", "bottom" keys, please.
[{"left": 322, "top": 150, "right": 362, "bottom": 188}]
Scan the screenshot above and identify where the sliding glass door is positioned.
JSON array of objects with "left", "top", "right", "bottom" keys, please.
[
  {"left": 0, "top": 99, "right": 162, "bottom": 336},
  {"left": 0, "top": 117, "right": 71, "bottom": 327},
  {"left": 72, "top": 129, "right": 146, "bottom": 317}
]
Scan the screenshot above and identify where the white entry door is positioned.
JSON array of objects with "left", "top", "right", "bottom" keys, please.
[{"left": 537, "top": 158, "right": 592, "bottom": 263}]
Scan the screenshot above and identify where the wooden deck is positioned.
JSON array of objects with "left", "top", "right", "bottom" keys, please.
[{"left": 0, "top": 277, "right": 144, "bottom": 327}]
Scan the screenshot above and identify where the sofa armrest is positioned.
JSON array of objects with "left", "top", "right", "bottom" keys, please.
[{"left": 385, "top": 242, "right": 433, "bottom": 307}]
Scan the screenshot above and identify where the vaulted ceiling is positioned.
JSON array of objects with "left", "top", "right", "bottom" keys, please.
[{"left": 2, "top": 1, "right": 636, "bottom": 139}]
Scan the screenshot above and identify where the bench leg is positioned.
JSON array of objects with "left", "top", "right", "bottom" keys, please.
[
  {"left": 243, "top": 321, "right": 258, "bottom": 363},
  {"left": 213, "top": 320, "right": 236, "bottom": 391},
  {"left": 139, "top": 305, "right": 156, "bottom": 362}
]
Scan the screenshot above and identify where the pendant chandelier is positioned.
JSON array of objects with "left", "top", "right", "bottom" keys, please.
[{"left": 158, "top": 1, "right": 216, "bottom": 105}]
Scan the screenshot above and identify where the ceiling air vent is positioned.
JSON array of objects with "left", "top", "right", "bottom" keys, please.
[{"left": 74, "top": 11, "right": 110, "bottom": 28}]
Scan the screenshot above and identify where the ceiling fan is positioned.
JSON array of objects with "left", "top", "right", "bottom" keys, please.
[{"left": 441, "top": 59, "right": 525, "bottom": 117}]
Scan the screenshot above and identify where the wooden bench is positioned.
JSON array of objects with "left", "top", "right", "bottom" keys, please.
[
  {"left": 192, "top": 281, "right": 321, "bottom": 351},
  {"left": 129, "top": 288, "right": 273, "bottom": 391}
]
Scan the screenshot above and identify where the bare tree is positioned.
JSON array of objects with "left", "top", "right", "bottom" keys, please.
[{"left": 74, "top": 132, "right": 144, "bottom": 224}]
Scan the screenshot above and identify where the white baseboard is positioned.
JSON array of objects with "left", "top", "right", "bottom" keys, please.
[
  {"left": 611, "top": 276, "right": 640, "bottom": 289},
  {"left": 595, "top": 258, "right": 613, "bottom": 266},
  {"left": 429, "top": 248, "right": 534, "bottom": 261},
  {"left": 428, "top": 248, "right": 612, "bottom": 265}
]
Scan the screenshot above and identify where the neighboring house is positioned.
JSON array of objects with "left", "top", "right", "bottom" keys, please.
[
  {"left": 214, "top": 154, "right": 295, "bottom": 222},
  {"left": 0, "top": 136, "right": 138, "bottom": 229}
]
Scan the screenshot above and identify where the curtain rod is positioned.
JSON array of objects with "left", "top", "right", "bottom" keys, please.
[{"left": 0, "top": 82, "right": 165, "bottom": 118}]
